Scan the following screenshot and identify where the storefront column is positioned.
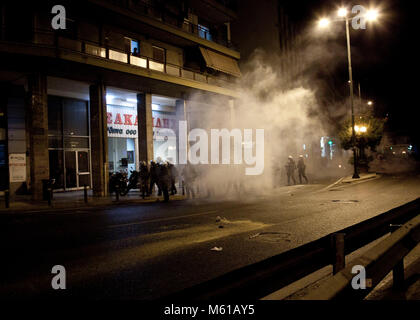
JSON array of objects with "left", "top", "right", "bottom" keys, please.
[
  {"left": 175, "top": 99, "right": 187, "bottom": 164},
  {"left": 137, "top": 93, "right": 153, "bottom": 163},
  {"left": 89, "top": 83, "right": 109, "bottom": 196},
  {"left": 0, "top": 83, "right": 10, "bottom": 193},
  {"left": 27, "top": 73, "right": 49, "bottom": 200},
  {"left": 229, "top": 98, "right": 235, "bottom": 128}
]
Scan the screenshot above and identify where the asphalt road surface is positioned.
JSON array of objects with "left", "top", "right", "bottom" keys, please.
[{"left": 1, "top": 173, "right": 419, "bottom": 299}]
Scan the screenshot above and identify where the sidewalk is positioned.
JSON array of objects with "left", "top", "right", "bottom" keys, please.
[
  {"left": 366, "top": 243, "right": 420, "bottom": 300},
  {"left": 320, "top": 173, "right": 380, "bottom": 192},
  {"left": 341, "top": 173, "right": 379, "bottom": 184},
  {"left": 270, "top": 235, "right": 420, "bottom": 301},
  {"left": 0, "top": 189, "right": 186, "bottom": 214}
]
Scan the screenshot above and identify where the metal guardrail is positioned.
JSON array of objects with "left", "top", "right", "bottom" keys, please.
[
  {"left": 304, "top": 214, "right": 420, "bottom": 300},
  {"left": 167, "top": 198, "right": 420, "bottom": 300}
]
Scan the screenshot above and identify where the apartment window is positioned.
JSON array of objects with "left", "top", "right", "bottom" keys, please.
[
  {"left": 58, "top": 18, "right": 77, "bottom": 39},
  {"left": 152, "top": 46, "right": 165, "bottom": 63},
  {"left": 131, "top": 39, "right": 140, "bottom": 56},
  {"left": 198, "top": 25, "right": 212, "bottom": 41}
]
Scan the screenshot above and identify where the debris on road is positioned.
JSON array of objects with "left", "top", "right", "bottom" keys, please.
[
  {"left": 215, "top": 216, "right": 230, "bottom": 223},
  {"left": 249, "top": 232, "right": 291, "bottom": 242},
  {"left": 249, "top": 233, "right": 261, "bottom": 239},
  {"left": 210, "top": 247, "right": 223, "bottom": 252}
]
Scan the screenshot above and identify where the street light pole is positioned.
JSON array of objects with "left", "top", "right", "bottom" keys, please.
[
  {"left": 345, "top": 17, "right": 360, "bottom": 179},
  {"left": 318, "top": 7, "right": 379, "bottom": 179}
]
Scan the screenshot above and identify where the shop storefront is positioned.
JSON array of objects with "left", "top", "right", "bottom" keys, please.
[
  {"left": 48, "top": 96, "right": 91, "bottom": 190},
  {"left": 107, "top": 104, "right": 138, "bottom": 173},
  {"left": 152, "top": 110, "right": 177, "bottom": 163},
  {"left": 107, "top": 104, "right": 177, "bottom": 173},
  {"left": 106, "top": 99, "right": 179, "bottom": 172}
]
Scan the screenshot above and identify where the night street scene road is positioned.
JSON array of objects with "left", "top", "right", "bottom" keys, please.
[{"left": 0, "top": 0, "right": 420, "bottom": 315}]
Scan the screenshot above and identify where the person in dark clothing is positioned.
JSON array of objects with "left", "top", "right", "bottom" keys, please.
[
  {"left": 285, "top": 156, "right": 297, "bottom": 186},
  {"left": 166, "top": 161, "right": 178, "bottom": 195},
  {"left": 182, "top": 163, "right": 197, "bottom": 199},
  {"left": 297, "top": 155, "right": 309, "bottom": 184},
  {"left": 149, "top": 160, "right": 161, "bottom": 196},
  {"left": 158, "top": 162, "right": 171, "bottom": 202},
  {"left": 139, "top": 161, "right": 150, "bottom": 198}
]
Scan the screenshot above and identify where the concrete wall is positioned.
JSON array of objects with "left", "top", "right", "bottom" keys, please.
[
  {"left": 7, "top": 96, "right": 27, "bottom": 195},
  {"left": 27, "top": 73, "right": 49, "bottom": 201}
]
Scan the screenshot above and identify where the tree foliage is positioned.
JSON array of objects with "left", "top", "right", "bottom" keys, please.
[{"left": 338, "top": 113, "right": 386, "bottom": 152}]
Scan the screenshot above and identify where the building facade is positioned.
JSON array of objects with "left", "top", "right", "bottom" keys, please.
[{"left": 0, "top": 0, "right": 240, "bottom": 199}]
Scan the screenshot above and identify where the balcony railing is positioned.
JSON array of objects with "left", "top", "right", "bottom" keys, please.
[
  {"left": 30, "top": 29, "right": 233, "bottom": 89},
  {"left": 86, "top": 42, "right": 232, "bottom": 88},
  {"left": 121, "top": 0, "right": 237, "bottom": 50}
]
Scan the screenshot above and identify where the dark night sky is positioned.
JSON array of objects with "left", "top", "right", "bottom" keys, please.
[{"left": 280, "top": 0, "right": 417, "bottom": 143}]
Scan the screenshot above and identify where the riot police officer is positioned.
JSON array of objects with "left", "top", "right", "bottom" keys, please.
[
  {"left": 285, "top": 156, "right": 297, "bottom": 186},
  {"left": 297, "top": 155, "right": 309, "bottom": 184},
  {"left": 158, "top": 162, "right": 171, "bottom": 202},
  {"left": 139, "top": 161, "right": 150, "bottom": 198},
  {"left": 166, "top": 161, "right": 178, "bottom": 195},
  {"left": 149, "top": 160, "right": 161, "bottom": 196}
]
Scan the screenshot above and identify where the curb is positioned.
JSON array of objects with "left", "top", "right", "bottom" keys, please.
[
  {"left": 0, "top": 195, "right": 187, "bottom": 215},
  {"left": 341, "top": 173, "right": 379, "bottom": 184},
  {"left": 318, "top": 174, "right": 380, "bottom": 193},
  {"left": 321, "top": 177, "right": 345, "bottom": 191}
]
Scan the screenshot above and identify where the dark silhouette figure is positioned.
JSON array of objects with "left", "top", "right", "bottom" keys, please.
[
  {"left": 139, "top": 161, "right": 150, "bottom": 198},
  {"left": 285, "top": 156, "right": 297, "bottom": 186},
  {"left": 149, "top": 160, "right": 161, "bottom": 196},
  {"left": 158, "top": 162, "right": 171, "bottom": 202},
  {"left": 167, "top": 161, "right": 178, "bottom": 195},
  {"left": 297, "top": 155, "right": 309, "bottom": 184},
  {"left": 182, "top": 163, "right": 197, "bottom": 199}
]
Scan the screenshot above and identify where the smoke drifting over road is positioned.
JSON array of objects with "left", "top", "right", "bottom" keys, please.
[{"left": 182, "top": 43, "right": 351, "bottom": 199}]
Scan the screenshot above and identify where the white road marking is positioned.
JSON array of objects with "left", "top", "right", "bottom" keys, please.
[{"left": 107, "top": 210, "right": 220, "bottom": 229}]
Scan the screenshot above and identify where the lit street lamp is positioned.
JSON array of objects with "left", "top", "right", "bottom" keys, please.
[
  {"left": 318, "top": 18, "right": 330, "bottom": 28},
  {"left": 354, "top": 125, "right": 367, "bottom": 134},
  {"left": 318, "top": 7, "right": 379, "bottom": 179}
]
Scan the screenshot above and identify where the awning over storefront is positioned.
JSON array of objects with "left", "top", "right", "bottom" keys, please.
[{"left": 199, "top": 47, "right": 241, "bottom": 77}]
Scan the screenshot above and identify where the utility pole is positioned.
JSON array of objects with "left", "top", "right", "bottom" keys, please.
[{"left": 345, "top": 17, "right": 360, "bottom": 179}]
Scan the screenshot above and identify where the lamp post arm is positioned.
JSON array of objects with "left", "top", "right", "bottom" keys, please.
[{"left": 345, "top": 17, "right": 360, "bottom": 179}]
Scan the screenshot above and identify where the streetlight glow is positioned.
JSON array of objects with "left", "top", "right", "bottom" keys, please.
[
  {"left": 366, "top": 9, "right": 379, "bottom": 21},
  {"left": 354, "top": 125, "right": 367, "bottom": 134},
  {"left": 319, "top": 18, "right": 330, "bottom": 28},
  {"left": 367, "top": 101, "right": 373, "bottom": 106},
  {"left": 338, "top": 8, "right": 348, "bottom": 17},
  {"left": 317, "top": 6, "right": 383, "bottom": 179}
]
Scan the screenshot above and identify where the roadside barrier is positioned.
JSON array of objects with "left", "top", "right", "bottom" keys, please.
[
  {"left": 169, "top": 198, "right": 420, "bottom": 300},
  {"left": 303, "top": 214, "right": 420, "bottom": 299}
]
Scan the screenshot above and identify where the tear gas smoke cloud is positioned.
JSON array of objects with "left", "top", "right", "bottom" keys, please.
[{"left": 181, "top": 28, "right": 356, "bottom": 200}]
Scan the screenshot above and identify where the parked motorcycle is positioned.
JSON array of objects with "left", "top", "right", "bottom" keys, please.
[
  {"left": 109, "top": 171, "right": 128, "bottom": 196},
  {"left": 119, "top": 170, "right": 140, "bottom": 196}
]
